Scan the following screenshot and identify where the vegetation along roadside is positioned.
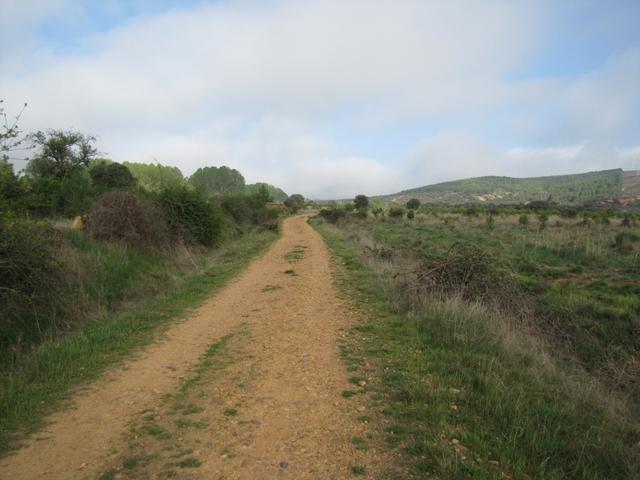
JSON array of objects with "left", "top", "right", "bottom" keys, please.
[{"left": 312, "top": 199, "right": 640, "bottom": 479}]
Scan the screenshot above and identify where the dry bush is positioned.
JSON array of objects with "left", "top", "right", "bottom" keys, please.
[
  {"left": 0, "top": 216, "right": 69, "bottom": 361},
  {"left": 85, "top": 190, "right": 171, "bottom": 251},
  {"left": 401, "top": 242, "right": 523, "bottom": 311}
]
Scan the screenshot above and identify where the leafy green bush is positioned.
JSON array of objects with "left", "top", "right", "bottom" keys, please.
[
  {"left": 21, "top": 170, "right": 93, "bottom": 217},
  {"left": 356, "top": 208, "right": 368, "bottom": 219},
  {"left": 89, "top": 162, "right": 136, "bottom": 190},
  {"left": 157, "top": 186, "right": 223, "bottom": 247},
  {"left": 518, "top": 213, "right": 529, "bottom": 225},
  {"left": 388, "top": 205, "right": 405, "bottom": 218},
  {"left": 406, "top": 198, "right": 420, "bottom": 210},
  {"left": 86, "top": 190, "right": 170, "bottom": 250},
  {"left": 284, "top": 193, "right": 305, "bottom": 213},
  {"left": 354, "top": 194, "right": 369, "bottom": 209},
  {"left": 319, "top": 205, "right": 347, "bottom": 224}
]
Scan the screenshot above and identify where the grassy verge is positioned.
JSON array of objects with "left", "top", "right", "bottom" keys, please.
[
  {"left": 313, "top": 220, "right": 640, "bottom": 479},
  {"left": 0, "top": 229, "right": 277, "bottom": 455}
]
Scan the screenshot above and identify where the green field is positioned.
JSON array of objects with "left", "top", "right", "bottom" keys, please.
[{"left": 313, "top": 208, "right": 640, "bottom": 479}]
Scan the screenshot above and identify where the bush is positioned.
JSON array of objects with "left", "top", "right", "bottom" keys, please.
[
  {"left": 518, "top": 213, "right": 529, "bottom": 225},
  {"left": 319, "top": 206, "right": 346, "bottom": 224},
  {"left": 388, "top": 205, "right": 405, "bottom": 218},
  {"left": 85, "top": 190, "right": 170, "bottom": 250},
  {"left": 537, "top": 212, "right": 549, "bottom": 230},
  {"left": 0, "top": 216, "right": 68, "bottom": 360},
  {"left": 406, "top": 198, "right": 421, "bottom": 210},
  {"left": 157, "top": 186, "right": 223, "bottom": 247},
  {"left": 410, "top": 242, "right": 516, "bottom": 306},
  {"left": 354, "top": 194, "right": 369, "bottom": 210},
  {"left": 89, "top": 162, "right": 136, "bottom": 190},
  {"left": 284, "top": 194, "right": 305, "bottom": 213},
  {"left": 406, "top": 209, "right": 415, "bottom": 220}
]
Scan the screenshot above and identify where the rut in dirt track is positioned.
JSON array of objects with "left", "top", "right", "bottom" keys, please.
[{"left": 0, "top": 215, "right": 390, "bottom": 479}]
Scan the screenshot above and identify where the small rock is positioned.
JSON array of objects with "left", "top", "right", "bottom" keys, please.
[
  {"left": 451, "top": 438, "right": 460, "bottom": 445},
  {"left": 279, "top": 461, "right": 288, "bottom": 469},
  {"left": 450, "top": 387, "right": 461, "bottom": 394},
  {"left": 357, "top": 406, "right": 366, "bottom": 412}
]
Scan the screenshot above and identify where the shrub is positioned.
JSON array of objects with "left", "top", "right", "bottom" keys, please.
[
  {"left": 354, "top": 194, "right": 369, "bottom": 210},
  {"left": 319, "top": 206, "right": 346, "bottom": 224},
  {"left": 85, "top": 190, "right": 170, "bottom": 250},
  {"left": 406, "top": 198, "right": 421, "bottom": 210},
  {"left": 284, "top": 194, "right": 305, "bottom": 213},
  {"left": 613, "top": 232, "right": 639, "bottom": 252},
  {"left": 157, "top": 186, "right": 223, "bottom": 247},
  {"left": 406, "top": 209, "right": 415, "bottom": 220},
  {"left": 518, "top": 213, "right": 529, "bottom": 225},
  {"left": 0, "top": 215, "right": 68, "bottom": 360},
  {"left": 89, "top": 162, "right": 136, "bottom": 190},
  {"left": 486, "top": 214, "right": 495, "bottom": 230},
  {"left": 356, "top": 208, "right": 368, "bottom": 219},
  {"left": 537, "top": 212, "right": 549, "bottom": 230},
  {"left": 410, "top": 242, "right": 516, "bottom": 307},
  {"left": 388, "top": 205, "right": 405, "bottom": 218}
]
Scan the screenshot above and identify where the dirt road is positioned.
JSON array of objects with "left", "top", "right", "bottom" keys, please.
[{"left": 0, "top": 215, "right": 387, "bottom": 479}]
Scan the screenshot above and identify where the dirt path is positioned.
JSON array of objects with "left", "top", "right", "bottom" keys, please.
[{"left": 0, "top": 216, "right": 388, "bottom": 479}]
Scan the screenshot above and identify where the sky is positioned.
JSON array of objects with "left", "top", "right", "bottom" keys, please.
[{"left": 1, "top": 0, "right": 639, "bottom": 199}]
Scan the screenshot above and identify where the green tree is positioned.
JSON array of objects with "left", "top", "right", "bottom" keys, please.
[
  {"left": 406, "top": 198, "right": 420, "bottom": 210},
  {"left": 244, "top": 183, "right": 287, "bottom": 201},
  {"left": 123, "top": 162, "right": 185, "bottom": 192},
  {"left": 89, "top": 162, "right": 137, "bottom": 190},
  {"left": 284, "top": 193, "right": 305, "bottom": 213},
  {"left": 189, "top": 166, "right": 245, "bottom": 196},
  {"left": 0, "top": 160, "right": 23, "bottom": 212},
  {"left": 354, "top": 194, "right": 369, "bottom": 210},
  {"left": 26, "top": 130, "right": 97, "bottom": 179}
]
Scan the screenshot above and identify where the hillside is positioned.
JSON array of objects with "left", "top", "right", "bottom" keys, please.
[{"left": 378, "top": 168, "right": 631, "bottom": 205}]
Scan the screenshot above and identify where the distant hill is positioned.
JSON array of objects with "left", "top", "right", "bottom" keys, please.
[{"left": 377, "top": 169, "right": 640, "bottom": 206}]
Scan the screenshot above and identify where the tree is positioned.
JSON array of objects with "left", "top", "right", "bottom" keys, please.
[
  {"left": 0, "top": 159, "right": 22, "bottom": 211},
  {"left": 244, "top": 183, "right": 288, "bottom": 201},
  {"left": 284, "top": 194, "right": 305, "bottom": 213},
  {"left": 406, "top": 198, "right": 420, "bottom": 210},
  {"left": 354, "top": 194, "right": 369, "bottom": 210},
  {"left": 89, "top": 162, "right": 137, "bottom": 190},
  {"left": 0, "top": 100, "right": 28, "bottom": 163},
  {"left": 188, "top": 166, "right": 245, "bottom": 196},
  {"left": 123, "top": 162, "right": 185, "bottom": 192},
  {"left": 26, "top": 130, "right": 97, "bottom": 179}
]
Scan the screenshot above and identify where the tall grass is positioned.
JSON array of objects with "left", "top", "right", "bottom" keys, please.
[
  {"left": 314, "top": 218, "right": 640, "bottom": 479},
  {"left": 0, "top": 227, "right": 277, "bottom": 454}
]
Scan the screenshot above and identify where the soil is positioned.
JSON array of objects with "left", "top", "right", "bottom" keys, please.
[{"left": 0, "top": 215, "right": 391, "bottom": 479}]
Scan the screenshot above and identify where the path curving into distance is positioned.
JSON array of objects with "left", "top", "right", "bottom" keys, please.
[{"left": 1, "top": 215, "right": 389, "bottom": 479}]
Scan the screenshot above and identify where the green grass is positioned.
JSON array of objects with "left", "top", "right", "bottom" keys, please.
[
  {"left": 354, "top": 215, "right": 640, "bottom": 396},
  {"left": 314, "top": 218, "right": 640, "bottom": 479},
  {"left": 0, "top": 229, "right": 277, "bottom": 455}
]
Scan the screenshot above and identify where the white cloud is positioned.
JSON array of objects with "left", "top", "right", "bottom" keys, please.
[
  {"left": 1, "top": 1, "right": 639, "bottom": 198},
  {"left": 407, "top": 133, "right": 639, "bottom": 188}
]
